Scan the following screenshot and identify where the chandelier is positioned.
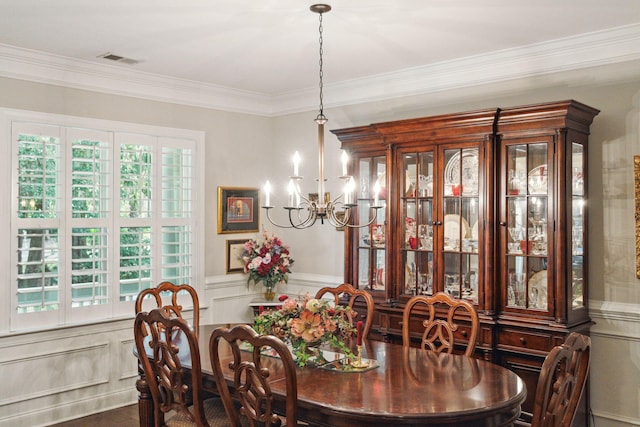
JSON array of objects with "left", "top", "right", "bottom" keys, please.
[{"left": 262, "top": 4, "right": 381, "bottom": 229}]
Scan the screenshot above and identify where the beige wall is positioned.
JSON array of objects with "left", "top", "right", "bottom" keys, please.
[
  {"left": 1, "top": 63, "right": 639, "bottom": 425},
  {"left": 0, "top": 76, "right": 274, "bottom": 280}
]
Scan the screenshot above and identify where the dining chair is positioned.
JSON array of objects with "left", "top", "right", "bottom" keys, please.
[
  {"left": 210, "top": 324, "right": 299, "bottom": 427},
  {"left": 134, "top": 308, "right": 228, "bottom": 427},
  {"left": 135, "top": 281, "right": 200, "bottom": 338},
  {"left": 402, "top": 292, "right": 479, "bottom": 356},
  {"left": 315, "top": 283, "right": 375, "bottom": 340},
  {"left": 531, "top": 332, "right": 591, "bottom": 427}
]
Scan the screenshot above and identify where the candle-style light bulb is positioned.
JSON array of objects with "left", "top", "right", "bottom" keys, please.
[
  {"left": 287, "top": 179, "right": 295, "bottom": 207},
  {"left": 341, "top": 151, "right": 349, "bottom": 177},
  {"left": 264, "top": 180, "right": 271, "bottom": 206},
  {"left": 373, "top": 181, "right": 381, "bottom": 206},
  {"left": 293, "top": 151, "right": 300, "bottom": 177},
  {"left": 344, "top": 176, "right": 355, "bottom": 205}
]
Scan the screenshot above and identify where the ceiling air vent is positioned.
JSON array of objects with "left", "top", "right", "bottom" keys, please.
[{"left": 97, "top": 52, "right": 140, "bottom": 65}]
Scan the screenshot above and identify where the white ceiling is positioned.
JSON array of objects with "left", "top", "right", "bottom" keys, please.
[{"left": 1, "top": 0, "right": 639, "bottom": 115}]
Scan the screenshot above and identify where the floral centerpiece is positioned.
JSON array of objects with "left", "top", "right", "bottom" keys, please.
[
  {"left": 241, "top": 231, "right": 294, "bottom": 300},
  {"left": 253, "top": 294, "right": 355, "bottom": 366}
]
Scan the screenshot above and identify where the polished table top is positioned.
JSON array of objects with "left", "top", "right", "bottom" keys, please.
[{"left": 139, "top": 324, "right": 527, "bottom": 427}]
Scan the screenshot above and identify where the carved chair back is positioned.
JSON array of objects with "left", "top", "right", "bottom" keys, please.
[
  {"left": 135, "top": 281, "right": 200, "bottom": 338},
  {"left": 402, "top": 292, "right": 479, "bottom": 356},
  {"left": 531, "top": 332, "right": 591, "bottom": 427},
  {"left": 134, "top": 309, "right": 210, "bottom": 427},
  {"left": 209, "top": 325, "right": 298, "bottom": 427},
  {"left": 315, "top": 283, "right": 375, "bottom": 340}
]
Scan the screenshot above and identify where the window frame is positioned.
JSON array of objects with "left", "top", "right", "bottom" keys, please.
[{"left": 1, "top": 108, "right": 205, "bottom": 333}]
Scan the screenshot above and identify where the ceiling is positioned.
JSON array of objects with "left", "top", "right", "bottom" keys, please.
[{"left": 1, "top": 0, "right": 639, "bottom": 115}]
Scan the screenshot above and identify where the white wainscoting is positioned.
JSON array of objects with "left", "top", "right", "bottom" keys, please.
[
  {"left": 0, "top": 274, "right": 336, "bottom": 427},
  {"left": 589, "top": 300, "right": 640, "bottom": 427},
  {"left": 2, "top": 283, "right": 633, "bottom": 427},
  {"left": 0, "top": 319, "right": 138, "bottom": 427}
]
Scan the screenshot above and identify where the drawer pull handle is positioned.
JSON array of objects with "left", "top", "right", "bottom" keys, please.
[
  {"left": 520, "top": 337, "right": 526, "bottom": 345},
  {"left": 461, "top": 330, "right": 468, "bottom": 337}
]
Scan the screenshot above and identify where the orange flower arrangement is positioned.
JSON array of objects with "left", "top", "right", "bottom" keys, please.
[{"left": 253, "top": 293, "right": 355, "bottom": 366}]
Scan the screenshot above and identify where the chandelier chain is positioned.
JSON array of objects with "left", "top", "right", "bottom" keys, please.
[{"left": 317, "top": 11, "right": 325, "bottom": 120}]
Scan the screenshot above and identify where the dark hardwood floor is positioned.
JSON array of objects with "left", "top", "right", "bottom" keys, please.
[{"left": 49, "top": 404, "right": 138, "bottom": 427}]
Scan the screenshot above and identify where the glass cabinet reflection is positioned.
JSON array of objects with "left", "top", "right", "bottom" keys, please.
[
  {"left": 505, "top": 143, "right": 549, "bottom": 311},
  {"left": 402, "top": 151, "right": 434, "bottom": 297},
  {"left": 357, "top": 155, "right": 386, "bottom": 293}
]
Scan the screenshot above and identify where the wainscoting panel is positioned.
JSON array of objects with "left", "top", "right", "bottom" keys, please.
[
  {"left": 0, "top": 342, "right": 109, "bottom": 405},
  {"left": 589, "top": 300, "right": 640, "bottom": 427},
  {"left": 119, "top": 337, "right": 139, "bottom": 381},
  {"left": 0, "top": 319, "right": 138, "bottom": 427}
]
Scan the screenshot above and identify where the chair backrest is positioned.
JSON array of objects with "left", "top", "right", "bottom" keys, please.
[
  {"left": 531, "top": 332, "right": 591, "bottom": 427},
  {"left": 402, "top": 292, "right": 479, "bottom": 357},
  {"left": 209, "top": 324, "right": 298, "bottom": 427},
  {"left": 315, "top": 283, "right": 375, "bottom": 340},
  {"left": 135, "top": 281, "right": 200, "bottom": 337},
  {"left": 134, "top": 308, "right": 210, "bottom": 427}
]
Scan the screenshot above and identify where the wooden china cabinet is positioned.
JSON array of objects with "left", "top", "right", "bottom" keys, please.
[{"left": 332, "top": 100, "right": 599, "bottom": 425}]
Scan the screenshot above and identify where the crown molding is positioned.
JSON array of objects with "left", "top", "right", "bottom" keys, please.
[{"left": 1, "top": 23, "right": 639, "bottom": 117}]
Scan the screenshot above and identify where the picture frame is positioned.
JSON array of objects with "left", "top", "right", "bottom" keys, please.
[
  {"left": 226, "top": 239, "right": 247, "bottom": 274},
  {"left": 217, "top": 186, "right": 259, "bottom": 234},
  {"left": 635, "top": 156, "right": 640, "bottom": 278}
]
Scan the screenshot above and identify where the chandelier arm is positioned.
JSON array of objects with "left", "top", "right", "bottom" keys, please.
[
  {"left": 289, "top": 206, "right": 318, "bottom": 229},
  {"left": 263, "top": 207, "right": 298, "bottom": 229},
  {"left": 326, "top": 205, "right": 351, "bottom": 228},
  {"left": 340, "top": 207, "right": 382, "bottom": 229}
]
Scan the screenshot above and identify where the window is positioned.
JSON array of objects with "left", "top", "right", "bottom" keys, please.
[{"left": 4, "top": 110, "right": 204, "bottom": 332}]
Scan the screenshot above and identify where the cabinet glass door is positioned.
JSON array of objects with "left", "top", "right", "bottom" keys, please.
[
  {"left": 571, "top": 143, "right": 585, "bottom": 309},
  {"left": 357, "top": 156, "right": 386, "bottom": 293},
  {"left": 440, "top": 147, "right": 479, "bottom": 304},
  {"left": 401, "top": 151, "right": 434, "bottom": 296},
  {"left": 505, "top": 143, "right": 549, "bottom": 311}
]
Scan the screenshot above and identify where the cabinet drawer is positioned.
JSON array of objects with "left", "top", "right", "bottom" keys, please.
[{"left": 497, "top": 328, "right": 553, "bottom": 352}]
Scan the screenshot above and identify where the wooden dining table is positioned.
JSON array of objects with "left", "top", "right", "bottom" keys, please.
[{"left": 136, "top": 324, "right": 526, "bottom": 427}]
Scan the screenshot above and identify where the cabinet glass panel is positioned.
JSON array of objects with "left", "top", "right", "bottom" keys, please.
[
  {"left": 403, "top": 242, "right": 435, "bottom": 297},
  {"left": 507, "top": 144, "right": 527, "bottom": 195},
  {"left": 507, "top": 197, "right": 527, "bottom": 254},
  {"left": 527, "top": 144, "right": 548, "bottom": 195},
  {"left": 358, "top": 248, "right": 370, "bottom": 290},
  {"left": 444, "top": 147, "right": 479, "bottom": 196},
  {"left": 356, "top": 156, "right": 386, "bottom": 293},
  {"left": 571, "top": 143, "right": 585, "bottom": 308},
  {"left": 402, "top": 150, "right": 434, "bottom": 297},
  {"left": 505, "top": 142, "right": 549, "bottom": 311},
  {"left": 441, "top": 147, "right": 480, "bottom": 303},
  {"left": 444, "top": 253, "right": 479, "bottom": 303},
  {"left": 506, "top": 256, "right": 548, "bottom": 310}
]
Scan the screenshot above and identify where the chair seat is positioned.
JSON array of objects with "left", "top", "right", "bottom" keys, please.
[{"left": 166, "top": 397, "right": 230, "bottom": 427}]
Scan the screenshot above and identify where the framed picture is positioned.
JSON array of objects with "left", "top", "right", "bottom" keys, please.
[
  {"left": 217, "top": 186, "right": 260, "bottom": 234},
  {"left": 226, "top": 239, "right": 247, "bottom": 274}
]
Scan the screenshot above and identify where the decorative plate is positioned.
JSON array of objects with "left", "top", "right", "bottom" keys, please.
[
  {"left": 444, "top": 148, "right": 479, "bottom": 195},
  {"left": 528, "top": 270, "right": 548, "bottom": 310},
  {"left": 527, "top": 164, "right": 547, "bottom": 195},
  {"left": 444, "top": 214, "right": 470, "bottom": 248}
]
